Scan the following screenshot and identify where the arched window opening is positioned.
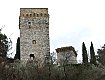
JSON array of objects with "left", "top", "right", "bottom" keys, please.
[
  {"left": 30, "top": 54, "right": 35, "bottom": 60},
  {"left": 32, "top": 40, "right": 36, "bottom": 44},
  {"left": 28, "top": 22, "right": 31, "bottom": 28}
]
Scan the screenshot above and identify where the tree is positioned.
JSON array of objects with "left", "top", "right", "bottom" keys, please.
[
  {"left": 14, "top": 37, "right": 20, "bottom": 60},
  {"left": 97, "top": 44, "right": 105, "bottom": 65},
  {"left": 0, "top": 32, "right": 9, "bottom": 58},
  {"left": 50, "top": 52, "right": 56, "bottom": 64},
  {"left": 90, "top": 42, "right": 96, "bottom": 65},
  {"left": 82, "top": 42, "right": 88, "bottom": 64}
]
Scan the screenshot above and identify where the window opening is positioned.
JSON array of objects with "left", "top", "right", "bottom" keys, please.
[
  {"left": 26, "top": 14, "right": 28, "bottom": 17},
  {"left": 30, "top": 14, "right": 32, "bottom": 17},
  {"left": 37, "top": 14, "right": 39, "bottom": 17},
  {"left": 28, "top": 22, "right": 31, "bottom": 28},
  {"left": 28, "top": 22, "right": 31, "bottom": 24},
  {"left": 33, "top": 13, "right": 36, "bottom": 17},
  {"left": 32, "top": 40, "right": 36, "bottom": 44},
  {"left": 30, "top": 54, "right": 35, "bottom": 60}
]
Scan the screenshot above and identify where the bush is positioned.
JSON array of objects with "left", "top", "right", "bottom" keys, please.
[{"left": 0, "top": 61, "right": 105, "bottom": 80}]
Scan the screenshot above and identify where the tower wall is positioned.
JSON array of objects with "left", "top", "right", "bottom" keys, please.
[
  {"left": 56, "top": 46, "right": 77, "bottom": 66},
  {"left": 19, "top": 8, "right": 50, "bottom": 65}
]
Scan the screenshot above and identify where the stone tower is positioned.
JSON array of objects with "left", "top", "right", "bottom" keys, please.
[
  {"left": 56, "top": 46, "right": 77, "bottom": 66},
  {"left": 19, "top": 8, "right": 50, "bottom": 65}
]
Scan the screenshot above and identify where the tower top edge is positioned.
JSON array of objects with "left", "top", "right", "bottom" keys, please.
[
  {"left": 20, "top": 8, "right": 48, "bottom": 9},
  {"left": 20, "top": 8, "right": 48, "bottom": 15}
]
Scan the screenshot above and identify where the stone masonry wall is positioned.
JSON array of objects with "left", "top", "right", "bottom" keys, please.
[
  {"left": 19, "top": 8, "right": 50, "bottom": 65},
  {"left": 56, "top": 46, "right": 77, "bottom": 66}
]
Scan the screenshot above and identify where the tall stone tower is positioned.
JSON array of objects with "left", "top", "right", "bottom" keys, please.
[{"left": 19, "top": 8, "right": 50, "bottom": 65}]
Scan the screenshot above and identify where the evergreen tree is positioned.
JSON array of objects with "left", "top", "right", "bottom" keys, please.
[
  {"left": 0, "top": 32, "right": 8, "bottom": 58},
  {"left": 14, "top": 37, "right": 20, "bottom": 60},
  {"left": 82, "top": 42, "right": 88, "bottom": 64},
  {"left": 90, "top": 41, "right": 96, "bottom": 65}
]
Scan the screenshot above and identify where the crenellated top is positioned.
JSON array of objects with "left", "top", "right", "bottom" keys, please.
[{"left": 20, "top": 8, "right": 49, "bottom": 18}]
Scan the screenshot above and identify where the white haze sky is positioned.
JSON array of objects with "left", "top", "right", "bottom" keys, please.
[{"left": 0, "top": 0, "right": 105, "bottom": 62}]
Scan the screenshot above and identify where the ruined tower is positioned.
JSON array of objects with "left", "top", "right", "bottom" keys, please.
[
  {"left": 56, "top": 46, "right": 77, "bottom": 66},
  {"left": 19, "top": 8, "right": 50, "bottom": 65}
]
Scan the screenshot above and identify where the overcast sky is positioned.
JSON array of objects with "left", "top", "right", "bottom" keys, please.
[{"left": 0, "top": 0, "right": 105, "bottom": 62}]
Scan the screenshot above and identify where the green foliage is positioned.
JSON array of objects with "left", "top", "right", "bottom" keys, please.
[
  {"left": 97, "top": 44, "right": 105, "bottom": 65},
  {"left": 0, "top": 32, "right": 9, "bottom": 58},
  {"left": 90, "top": 42, "right": 96, "bottom": 65},
  {"left": 1, "top": 62, "right": 105, "bottom": 80},
  {"left": 82, "top": 42, "right": 88, "bottom": 64},
  {"left": 14, "top": 37, "right": 20, "bottom": 60}
]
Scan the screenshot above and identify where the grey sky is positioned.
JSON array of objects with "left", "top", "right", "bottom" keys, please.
[{"left": 0, "top": 0, "right": 105, "bottom": 62}]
